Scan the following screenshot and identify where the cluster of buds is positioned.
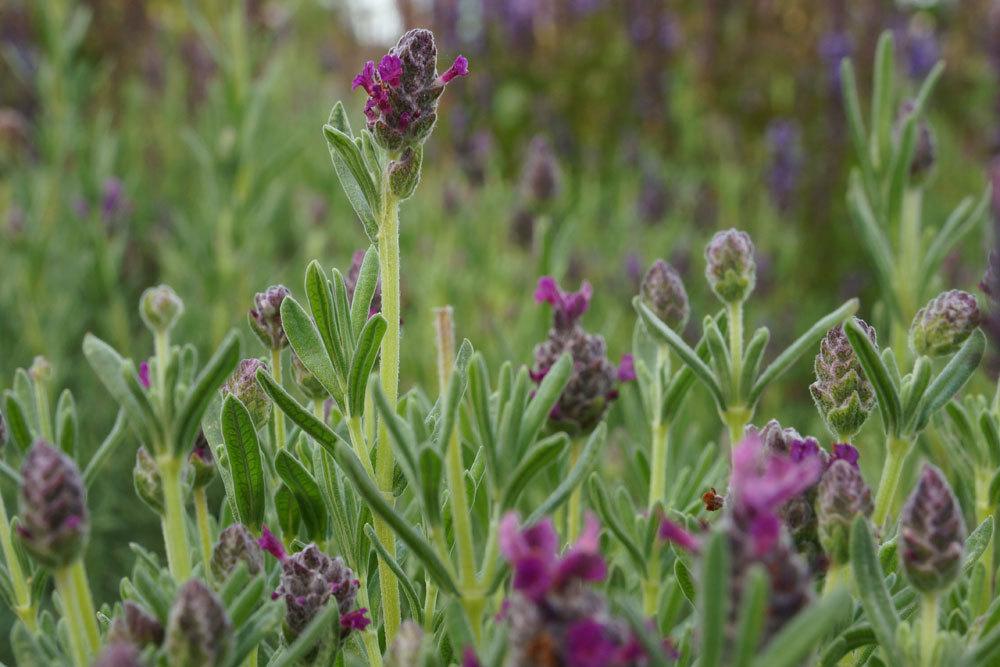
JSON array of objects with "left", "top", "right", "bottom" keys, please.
[
  {"left": 899, "top": 465, "right": 966, "bottom": 593},
  {"left": 189, "top": 431, "right": 215, "bottom": 490},
  {"left": 816, "top": 458, "right": 873, "bottom": 565},
  {"left": 211, "top": 523, "right": 264, "bottom": 582},
  {"left": 705, "top": 229, "right": 756, "bottom": 304},
  {"left": 221, "top": 359, "right": 272, "bottom": 429},
  {"left": 265, "top": 538, "right": 370, "bottom": 646},
  {"left": 499, "top": 513, "right": 663, "bottom": 665},
  {"left": 810, "top": 321, "right": 878, "bottom": 440},
  {"left": 640, "top": 259, "right": 690, "bottom": 332},
  {"left": 249, "top": 285, "right": 290, "bottom": 350},
  {"left": 17, "top": 440, "right": 89, "bottom": 569},
  {"left": 352, "top": 29, "right": 468, "bottom": 153},
  {"left": 165, "top": 579, "right": 232, "bottom": 666},
  {"left": 140, "top": 284, "right": 184, "bottom": 335},
  {"left": 909, "top": 290, "right": 981, "bottom": 358},
  {"left": 531, "top": 277, "right": 633, "bottom": 435}
]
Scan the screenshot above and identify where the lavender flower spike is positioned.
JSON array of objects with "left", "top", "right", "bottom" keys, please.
[
  {"left": 165, "top": 579, "right": 233, "bottom": 666},
  {"left": 640, "top": 259, "right": 690, "bottom": 332},
  {"left": 211, "top": 524, "right": 265, "bottom": 582},
  {"left": 817, "top": 459, "right": 873, "bottom": 565},
  {"left": 17, "top": 440, "right": 89, "bottom": 568},
  {"left": 705, "top": 229, "right": 756, "bottom": 304},
  {"left": 899, "top": 465, "right": 966, "bottom": 593},
  {"left": 810, "top": 321, "right": 877, "bottom": 440},
  {"left": 249, "top": 285, "right": 290, "bottom": 350},
  {"left": 909, "top": 290, "right": 981, "bottom": 358}
]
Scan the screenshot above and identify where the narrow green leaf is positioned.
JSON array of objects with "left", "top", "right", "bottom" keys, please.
[
  {"left": 733, "top": 567, "right": 768, "bottom": 667},
  {"left": 175, "top": 330, "right": 240, "bottom": 455},
  {"left": 900, "top": 356, "right": 932, "bottom": 431},
  {"left": 850, "top": 516, "right": 901, "bottom": 663},
  {"left": 83, "top": 334, "right": 155, "bottom": 443},
  {"left": 636, "top": 300, "right": 725, "bottom": 409},
  {"left": 870, "top": 31, "right": 895, "bottom": 172},
  {"left": 327, "top": 101, "right": 352, "bottom": 136},
  {"left": 349, "top": 245, "right": 380, "bottom": 342},
  {"left": 221, "top": 396, "right": 265, "bottom": 528},
  {"left": 527, "top": 424, "right": 607, "bottom": 523},
  {"left": 915, "top": 330, "right": 985, "bottom": 432},
  {"left": 962, "top": 517, "right": 994, "bottom": 577},
  {"left": 256, "top": 369, "right": 350, "bottom": 461},
  {"left": 227, "top": 575, "right": 266, "bottom": 626},
  {"left": 55, "top": 390, "right": 77, "bottom": 457},
  {"left": 275, "top": 484, "right": 300, "bottom": 539},
  {"left": 847, "top": 177, "right": 899, "bottom": 318},
  {"left": 347, "top": 314, "right": 387, "bottom": 416},
  {"left": 303, "top": 261, "right": 349, "bottom": 392},
  {"left": 620, "top": 602, "right": 673, "bottom": 667},
  {"left": 502, "top": 434, "right": 569, "bottom": 509},
  {"left": 703, "top": 317, "right": 732, "bottom": 397},
  {"left": 3, "top": 393, "right": 32, "bottom": 452},
  {"left": 517, "top": 353, "right": 572, "bottom": 453},
  {"left": 674, "top": 555, "right": 696, "bottom": 606},
  {"left": 751, "top": 589, "right": 851, "bottom": 667},
  {"left": 699, "top": 532, "right": 730, "bottom": 667},
  {"left": 588, "top": 474, "right": 644, "bottom": 569},
  {"left": 980, "top": 411, "right": 1000, "bottom": 466},
  {"left": 330, "top": 269, "right": 355, "bottom": 355},
  {"left": 885, "top": 114, "right": 917, "bottom": 229},
  {"left": 920, "top": 194, "right": 981, "bottom": 294},
  {"left": 840, "top": 59, "right": 877, "bottom": 194},
  {"left": 468, "top": 354, "right": 497, "bottom": 485},
  {"left": 740, "top": 327, "right": 770, "bottom": 397},
  {"left": 323, "top": 123, "right": 379, "bottom": 241},
  {"left": 275, "top": 450, "right": 328, "bottom": 541},
  {"left": 844, "top": 317, "right": 901, "bottom": 435},
  {"left": 750, "top": 299, "right": 859, "bottom": 406}
]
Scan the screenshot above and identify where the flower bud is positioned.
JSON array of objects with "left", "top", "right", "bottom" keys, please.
[
  {"left": 133, "top": 446, "right": 164, "bottom": 515},
  {"left": 809, "top": 321, "right": 877, "bottom": 440},
  {"left": 29, "top": 355, "right": 52, "bottom": 384},
  {"left": 909, "top": 290, "right": 981, "bottom": 358},
  {"left": 188, "top": 431, "right": 215, "bottom": 490},
  {"left": 389, "top": 146, "right": 423, "bottom": 200},
  {"left": 165, "top": 579, "right": 232, "bottom": 667},
  {"left": 291, "top": 352, "right": 328, "bottom": 402},
  {"left": 249, "top": 285, "right": 290, "bottom": 350},
  {"left": 705, "top": 229, "right": 756, "bottom": 304},
  {"left": 274, "top": 544, "right": 364, "bottom": 641},
  {"left": 17, "top": 440, "right": 88, "bottom": 568},
  {"left": 140, "top": 284, "right": 184, "bottom": 335},
  {"left": 817, "top": 460, "right": 873, "bottom": 565},
  {"left": 221, "top": 359, "right": 271, "bottom": 429},
  {"left": 93, "top": 643, "right": 144, "bottom": 667},
  {"left": 640, "top": 259, "right": 689, "bottom": 331},
  {"left": 211, "top": 524, "right": 264, "bottom": 582},
  {"left": 108, "top": 600, "right": 165, "bottom": 647},
  {"left": 897, "top": 100, "right": 936, "bottom": 183},
  {"left": 900, "top": 465, "right": 966, "bottom": 593}
]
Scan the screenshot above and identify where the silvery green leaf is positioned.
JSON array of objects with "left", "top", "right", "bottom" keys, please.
[
  {"left": 275, "top": 450, "right": 328, "bottom": 541},
  {"left": 347, "top": 314, "right": 387, "bottom": 417},
  {"left": 850, "top": 516, "right": 903, "bottom": 664},
  {"left": 732, "top": 566, "right": 768, "bottom": 667},
  {"left": 699, "top": 531, "right": 730, "bottom": 667},
  {"left": 914, "top": 330, "right": 985, "bottom": 433},
  {"left": 751, "top": 588, "right": 851, "bottom": 667},
  {"left": 587, "top": 473, "right": 644, "bottom": 569},
  {"left": 349, "top": 245, "right": 380, "bottom": 342},
  {"left": 174, "top": 330, "right": 240, "bottom": 455},
  {"left": 501, "top": 433, "right": 568, "bottom": 510},
  {"left": 54, "top": 390, "right": 77, "bottom": 458},
  {"left": 844, "top": 317, "right": 901, "bottom": 435},
  {"left": 526, "top": 423, "right": 607, "bottom": 523},
  {"left": 323, "top": 123, "right": 379, "bottom": 242},
  {"left": 364, "top": 523, "right": 422, "bottom": 624},
  {"left": 221, "top": 395, "right": 265, "bottom": 528},
  {"left": 517, "top": 353, "right": 571, "bottom": 454},
  {"left": 303, "top": 262, "right": 349, "bottom": 393}
]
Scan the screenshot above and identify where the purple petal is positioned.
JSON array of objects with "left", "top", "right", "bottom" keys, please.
[
  {"left": 512, "top": 555, "right": 555, "bottom": 600},
  {"left": 257, "top": 525, "right": 287, "bottom": 561},
  {"left": 377, "top": 54, "right": 403, "bottom": 87},
  {"left": 138, "top": 361, "right": 151, "bottom": 389},
  {"left": 534, "top": 276, "right": 561, "bottom": 306},
  {"left": 462, "top": 647, "right": 482, "bottom": 667},
  {"left": 340, "top": 608, "right": 371, "bottom": 632},
  {"left": 831, "top": 443, "right": 860, "bottom": 467},
  {"left": 352, "top": 61, "right": 376, "bottom": 92},
  {"left": 658, "top": 518, "right": 700, "bottom": 552},
  {"left": 617, "top": 354, "right": 636, "bottom": 382},
  {"left": 440, "top": 55, "right": 469, "bottom": 83},
  {"left": 565, "top": 618, "right": 618, "bottom": 667}
]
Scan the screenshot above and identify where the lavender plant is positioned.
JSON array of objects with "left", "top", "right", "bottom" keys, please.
[{"left": 7, "top": 24, "right": 1000, "bottom": 667}]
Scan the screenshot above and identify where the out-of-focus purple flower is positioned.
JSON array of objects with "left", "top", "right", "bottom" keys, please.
[
  {"left": 659, "top": 517, "right": 701, "bottom": 552},
  {"left": 900, "top": 22, "right": 940, "bottom": 81},
  {"left": 461, "top": 646, "right": 481, "bottom": 667},
  {"left": 534, "top": 276, "right": 592, "bottom": 331},
  {"left": 138, "top": 362, "right": 151, "bottom": 389},
  {"left": 819, "top": 31, "right": 852, "bottom": 95},
  {"left": 221, "top": 359, "right": 272, "bottom": 429},
  {"left": 765, "top": 119, "right": 802, "bottom": 213},
  {"left": 101, "top": 177, "right": 131, "bottom": 224},
  {"left": 617, "top": 354, "right": 636, "bottom": 383},
  {"left": 520, "top": 135, "right": 562, "bottom": 210},
  {"left": 636, "top": 167, "right": 671, "bottom": 226},
  {"left": 72, "top": 196, "right": 90, "bottom": 220},
  {"left": 830, "top": 443, "right": 860, "bottom": 467},
  {"left": 899, "top": 465, "right": 966, "bottom": 592},
  {"left": 730, "top": 433, "right": 824, "bottom": 520},
  {"left": 625, "top": 253, "right": 643, "bottom": 292}
]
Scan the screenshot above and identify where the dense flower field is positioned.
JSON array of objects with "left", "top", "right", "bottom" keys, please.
[{"left": 5, "top": 2, "right": 1000, "bottom": 666}]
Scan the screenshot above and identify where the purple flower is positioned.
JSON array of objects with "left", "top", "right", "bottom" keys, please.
[
  {"left": 659, "top": 517, "right": 701, "bottom": 552},
  {"left": 341, "top": 608, "right": 372, "bottom": 632},
  {"left": 819, "top": 31, "right": 852, "bottom": 95},
  {"left": 440, "top": 55, "right": 469, "bottom": 83},
  {"left": 730, "top": 433, "right": 824, "bottom": 517},
  {"left": 101, "top": 177, "right": 130, "bottom": 223},
  {"left": 273, "top": 544, "right": 364, "bottom": 641},
  {"left": 830, "top": 443, "right": 859, "bottom": 467},
  {"left": 765, "top": 119, "right": 801, "bottom": 213},
  {"left": 258, "top": 525, "right": 287, "bottom": 561},
  {"left": 617, "top": 354, "right": 636, "bottom": 383},
  {"left": 535, "top": 276, "right": 592, "bottom": 331},
  {"left": 461, "top": 647, "right": 481, "bottom": 667},
  {"left": 565, "top": 618, "right": 619, "bottom": 667},
  {"left": 138, "top": 362, "right": 151, "bottom": 389}
]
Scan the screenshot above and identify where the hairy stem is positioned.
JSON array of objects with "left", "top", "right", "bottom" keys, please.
[
  {"left": 727, "top": 300, "right": 744, "bottom": 399},
  {"left": 920, "top": 592, "right": 938, "bottom": 667},
  {"left": 872, "top": 435, "right": 910, "bottom": 528},
  {"left": 270, "top": 347, "right": 286, "bottom": 450},
  {"left": 158, "top": 454, "right": 192, "bottom": 581},
  {"left": 70, "top": 559, "right": 100, "bottom": 654},
  {"left": 648, "top": 345, "right": 669, "bottom": 509},
  {"left": 376, "top": 176, "right": 402, "bottom": 642},
  {"left": 0, "top": 491, "right": 36, "bottom": 631},
  {"left": 194, "top": 487, "right": 214, "bottom": 582}
]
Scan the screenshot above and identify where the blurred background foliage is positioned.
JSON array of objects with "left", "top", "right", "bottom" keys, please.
[{"left": 2, "top": 0, "right": 1000, "bottom": 659}]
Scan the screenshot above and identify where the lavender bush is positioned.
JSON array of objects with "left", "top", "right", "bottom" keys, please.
[{"left": 2, "top": 21, "right": 1000, "bottom": 667}]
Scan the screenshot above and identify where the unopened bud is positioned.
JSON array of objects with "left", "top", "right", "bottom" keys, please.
[
  {"left": 211, "top": 524, "right": 264, "bottom": 582},
  {"left": 810, "top": 321, "right": 878, "bottom": 440},
  {"left": 705, "top": 229, "right": 756, "bottom": 304},
  {"left": 249, "top": 285, "right": 290, "bottom": 350},
  {"left": 165, "top": 579, "right": 232, "bottom": 666},
  {"left": 221, "top": 359, "right": 272, "bottom": 429},
  {"left": 909, "top": 290, "right": 981, "bottom": 358},
  {"left": 640, "top": 259, "right": 689, "bottom": 331},
  {"left": 133, "top": 446, "right": 164, "bottom": 515},
  {"left": 140, "top": 285, "right": 184, "bottom": 335},
  {"left": 817, "top": 460, "right": 873, "bottom": 565},
  {"left": 900, "top": 465, "right": 965, "bottom": 593},
  {"left": 17, "top": 440, "right": 88, "bottom": 568},
  {"left": 389, "top": 146, "right": 423, "bottom": 200}
]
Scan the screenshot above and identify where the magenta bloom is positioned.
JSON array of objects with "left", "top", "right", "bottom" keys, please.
[
  {"left": 138, "top": 361, "right": 151, "bottom": 389},
  {"left": 535, "top": 276, "right": 593, "bottom": 330},
  {"left": 499, "top": 512, "right": 605, "bottom": 601},
  {"left": 340, "top": 608, "right": 372, "bottom": 632},
  {"left": 257, "top": 525, "right": 286, "bottom": 562},
  {"left": 659, "top": 517, "right": 701, "bottom": 553},
  {"left": 730, "top": 433, "right": 824, "bottom": 515},
  {"left": 830, "top": 443, "right": 860, "bottom": 467},
  {"left": 617, "top": 354, "right": 636, "bottom": 382},
  {"left": 565, "top": 618, "right": 619, "bottom": 667}
]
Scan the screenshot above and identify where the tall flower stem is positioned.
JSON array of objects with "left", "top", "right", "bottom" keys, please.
[
  {"left": 822, "top": 563, "right": 851, "bottom": 597},
  {"left": 643, "top": 538, "right": 663, "bottom": 616},
  {"left": 920, "top": 592, "right": 938, "bottom": 667},
  {"left": 33, "top": 376, "right": 53, "bottom": 442},
  {"left": 727, "top": 301, "right": 744, "bottom": 396},
  {"left": 0, "top": 491, "right": 35, "bottom": 631},
  {"left": 648, "top": 345, "right": 670, "bottom": 509},
  {"left": 158, "top": 454, "right": 192, "bottom": 581},
  {"left": 54, "top": 565, "right": 89, "bottom": 667},
  {"left": 270, "top": 348, "right": 286, "bottom": 450},
  {"left": 872, "top": 435, "right": 910, "bottom": 528},
  {"left": 375, "top": 177, "right": 402, "bottom": 642},
  {"left": 69, "top": 559, "right": 99, "bottom": 653},
  {"left": 194, "top": 487, "right": 214, "bottom": 581},
  {"left": 567, "top": 439, "right": 584, "bottom": 542}
]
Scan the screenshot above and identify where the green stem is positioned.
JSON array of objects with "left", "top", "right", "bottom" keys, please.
[
  {"left": 920, "top": 592, "right": 938, "bottom": 667},
  {"left": 271, "top": 348, "right": 286, "bottom": 450},
  {"left": 33, "top": 377, "right": 53, "bottom": 443},
  {"left": 158, "top": 454, "right": 192, "bottom": 581},
  {"left": 69, "top": 559, "right": 99, "bottom": 654},
  {"left": 567, "top": 439, "right": 584, "bottom": 541},
  {"left": 423, "top": 581, "right": 438, "bottom": 632},
  {"left": 723, "top": 406, "right": 752, "bottom": 453},
  {"left": 648, "top": 345, "right": 669, "bottom": 509},
  {"left": 54, "top": 565, "right": 90, "bottom": 667},
  {"left": 243, "top": 647, "right": 258, "bottom": 667},
  {"left": 0, "top": 491, "right": 36, "bottom": 631},
  {"left": 354, "top": 585, "right": 384, "bottom": 667},
  {"left": 194, "top": 487, "right": 214, "bottom": 582},
  {"left": 872, "top": 435, "right": 910, "bottom": 529},
  {"left": 643, "top": 539, "right": 663, "bottom": 616},
  {"left": 727, "top": 301, "right": 744, "bottom": 399},
  {"left": 346, "top": 415, "right": 375, "bottom": 480},
  {"left": 376, "top": 176, "right": 402, "bottom": 642}
]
